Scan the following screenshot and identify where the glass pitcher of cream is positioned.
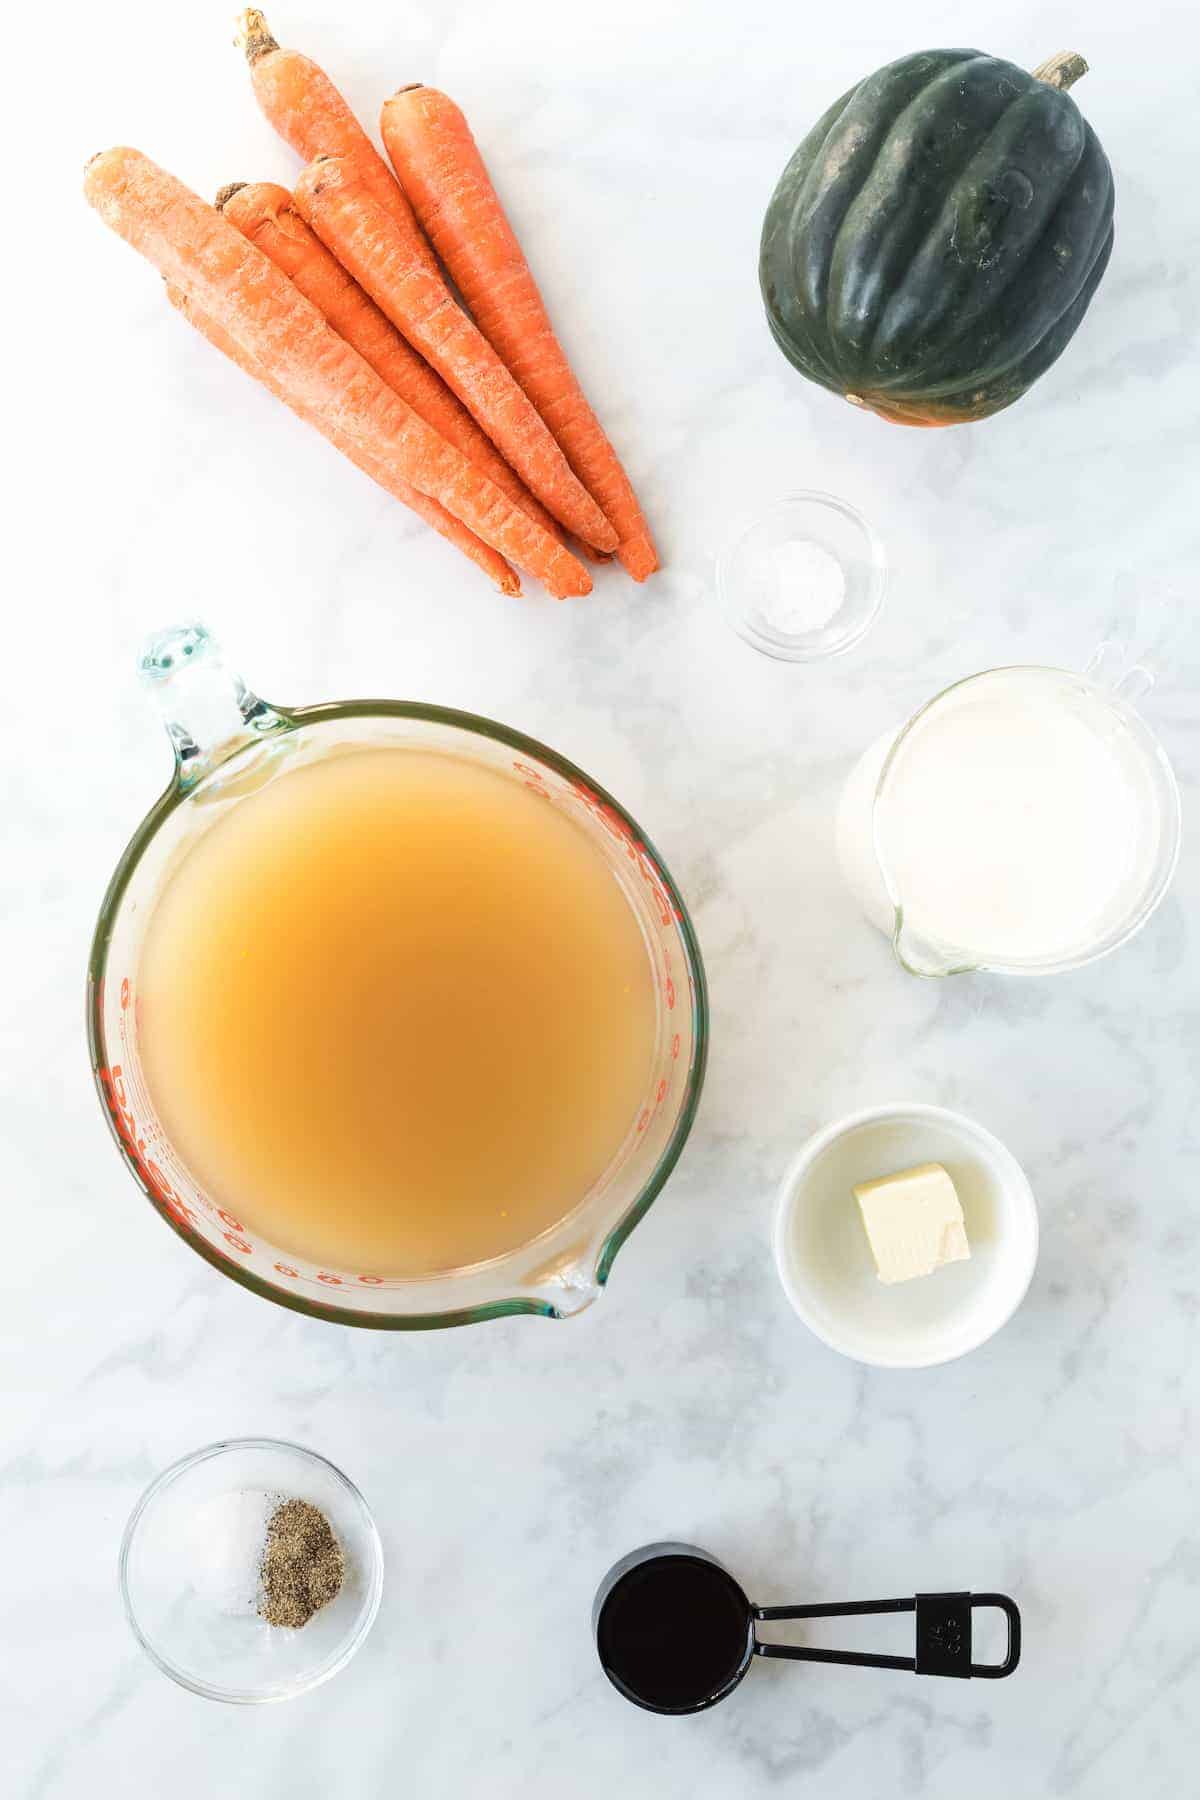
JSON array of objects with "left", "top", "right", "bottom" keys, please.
[{"left": 836, "top": 648, "right": 1181, "bottom": 978}]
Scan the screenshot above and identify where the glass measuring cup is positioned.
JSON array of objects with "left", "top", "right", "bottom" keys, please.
[
  {"left": 835, "top": 650, "right": 1181, "bottom": 978},
  {"left": 594, "top": 1544, "right": 1020, "bottom": 1713},
  {"left": 87, "top": 626, "right": 708, "bottom": 1328}
]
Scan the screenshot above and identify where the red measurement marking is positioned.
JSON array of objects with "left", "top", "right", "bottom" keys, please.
[
  {"left": 99, "top": 1065, "right": 198, "bottom": 1228},
  {"left": 569, "top": 783, "right": 680, "bottom": 927}
]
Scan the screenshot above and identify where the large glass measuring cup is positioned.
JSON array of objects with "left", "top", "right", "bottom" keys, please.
[
  {"left": 87, "top": 626, "right": 708, "bottom": 1328},
  {"left": 836, "top": 651, "right": 1181, "bottom": 978}
]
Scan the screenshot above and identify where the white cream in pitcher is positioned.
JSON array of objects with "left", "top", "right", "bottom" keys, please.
[{"left": 837, "top": 668, "right": 1165, "bottom": 968}]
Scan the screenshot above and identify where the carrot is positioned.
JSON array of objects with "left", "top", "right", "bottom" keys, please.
[
  {"left": 292, "top": 153, "right": 619, "bottom": 555},
  {"left": 83, "top": 150, "right": 590, "bottom": 599},
  {"left": 217, "top": 179, "right": 560, "bottom": 542},
  {"left": 235, "top": 10, "right": 420, "bottom": 240},
  {"left": 165, "top": 284, "right": 520, "bottom": 595},
  {"left": 234, "top": 12, "right": 615, "bottom": 552},
  {"left": 381, "top": 85, "right": 658, "bottom": 581}
]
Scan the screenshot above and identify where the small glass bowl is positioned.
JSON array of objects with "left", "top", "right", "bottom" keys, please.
[
  {"left": 773, "top": 1104, "right": 1039, "bottom": 1368},
  {"left": 716, "top": 491, "right": 886, "bottom": 661},
  {"left": 119, "top": 1438, "right": 384, "bottom": 1703}
]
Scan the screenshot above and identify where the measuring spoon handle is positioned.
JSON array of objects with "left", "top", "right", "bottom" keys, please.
[{"left": 752, "top": 1591, "right": 1021, "bottom": 1680}]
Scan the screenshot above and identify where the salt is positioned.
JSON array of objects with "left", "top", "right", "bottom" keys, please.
[
  {"left": 183, "top": 1488, "right": 275, "bottom": 1616},
  {"left": 759, "top": 538, "right": 846, "bottom": 636}
]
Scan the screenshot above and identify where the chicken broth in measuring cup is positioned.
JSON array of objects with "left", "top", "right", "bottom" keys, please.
[{"left": 135, "top": 746, "right": 659, "bottom": 1276}]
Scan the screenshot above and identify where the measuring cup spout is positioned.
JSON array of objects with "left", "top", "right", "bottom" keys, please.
[
  {"left": 891, "top": 914, "right": 977, "bottom": 980},
  {"left": 520, "top": 1245, "right": 606, "bottom": 1317},
  {"left": 138, "top": 623, "right": 290, "bottom": 790}
]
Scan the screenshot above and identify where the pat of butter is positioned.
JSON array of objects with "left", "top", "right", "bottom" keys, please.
[{"left": 853, "top": 1162, "right": 970, "bottom": 1285}]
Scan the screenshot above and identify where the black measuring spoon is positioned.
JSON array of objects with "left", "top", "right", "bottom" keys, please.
[{"left": 594, "top": 1542, "right": 1020, "bottom": 1715}]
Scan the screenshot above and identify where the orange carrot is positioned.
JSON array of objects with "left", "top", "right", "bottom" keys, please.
[
  {"left": 83, "top": 149, "right": 590, "bottom": 599},
  {"left": 235, "top": 11, "right": 615, "bottom": 552},
  {"left": 217, "top": 180, "right": 560, "bottom": 542},
  {"left": 381, "top": 85, "right": 658, "bottom": 581},
  {"left": 235, "top": 9, "right": 420, "bottom": 239},
  {"left": 165, "top": 283, "right": 520, "bottom": 595},
  {"left": 292, "top": 153, "right": 619, "bottom": 555}
]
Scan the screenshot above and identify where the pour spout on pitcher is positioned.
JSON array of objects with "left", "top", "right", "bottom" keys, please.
[
  {"left": 138, "top": 623, "right": 290, "bottom": 789},
  {"left": 890, "top": 914, "right": 978, "bottom": 981}
]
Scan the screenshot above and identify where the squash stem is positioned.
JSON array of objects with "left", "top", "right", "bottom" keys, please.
[{"left": 1032, "top": 51, "right": 1089, "bottom": 91}]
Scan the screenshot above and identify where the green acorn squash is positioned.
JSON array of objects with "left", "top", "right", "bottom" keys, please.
[{"left": 759, "top": 50, "right": 1114, "bottom": 425}]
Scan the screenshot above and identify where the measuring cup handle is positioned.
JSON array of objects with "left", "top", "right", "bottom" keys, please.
[
  {"left": 138, "top": 622, "right": 291, "bottom": 790},
  {"left": 751, "top": 1592, "right": 1021, "bottom": 1680},
  {"left": 1084, "top": 573, "right": 1187, "bottom": 707},
  {"left": 959, "top": 1593, "right": 1022, "bottom": 1679}
]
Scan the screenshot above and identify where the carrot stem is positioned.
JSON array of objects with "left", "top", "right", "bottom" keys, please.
[{"left": 234, "top": 8, "right": 277, "bottom": 63}]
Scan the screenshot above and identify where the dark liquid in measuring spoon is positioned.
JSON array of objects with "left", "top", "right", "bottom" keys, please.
[{"left": 597, "top": 1554, "right": 752, "bottom": 1711}]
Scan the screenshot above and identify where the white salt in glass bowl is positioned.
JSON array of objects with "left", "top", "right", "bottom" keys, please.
[
  {"left": 119, "top": 1437, "right": 384, "bottom": 1702},
  {"left": 716, "top": 491, "right": 886, "bottom": 661},
  {"left": 773, "top": 1104, "right": 1039, "bottom": 1368}
]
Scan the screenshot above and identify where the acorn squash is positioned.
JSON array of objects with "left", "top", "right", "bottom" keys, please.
[{"left": 760, "top": 50, "right": 1114, "bottom": 425}]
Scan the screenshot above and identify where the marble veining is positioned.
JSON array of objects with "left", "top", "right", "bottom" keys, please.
[{"left": 4, "top": 0, "right": 1199, "bottom": 1794}]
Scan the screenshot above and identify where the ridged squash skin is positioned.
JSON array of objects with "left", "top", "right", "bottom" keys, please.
[{"left": 759, "top": 49, "right": 1114, "bottom": 425}]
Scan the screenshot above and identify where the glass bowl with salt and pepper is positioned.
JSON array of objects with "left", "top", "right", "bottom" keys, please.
[{"left": 119, "top": 1438, "right": 383, "bottom": 1703}]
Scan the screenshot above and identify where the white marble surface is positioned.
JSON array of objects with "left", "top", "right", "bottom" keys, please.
[{"left": 6, "top": 0, "right": 1200, "bottom": 1792}]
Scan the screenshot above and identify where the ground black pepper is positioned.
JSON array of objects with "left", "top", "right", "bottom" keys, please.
[{"left": 258, "top": 1497, "right": 345, "bottom": 1628}]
